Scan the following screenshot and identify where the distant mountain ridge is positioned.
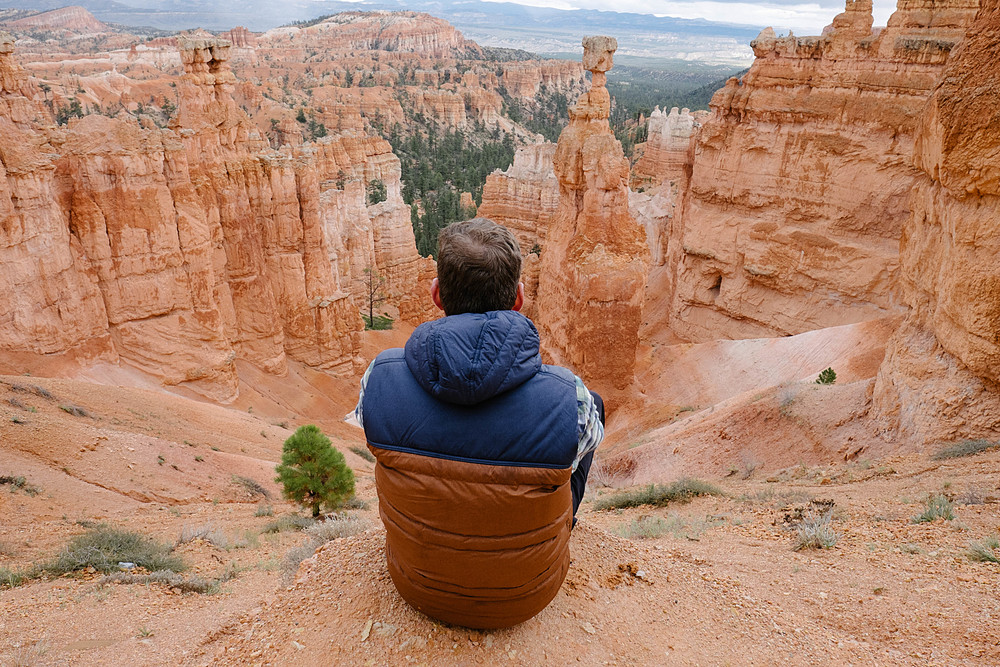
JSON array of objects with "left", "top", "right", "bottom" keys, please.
[{"left": 0, "top": 0, "right": 758, "bottom": 64}]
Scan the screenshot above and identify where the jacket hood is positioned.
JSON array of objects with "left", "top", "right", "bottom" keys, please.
[{"left": 404, "top": 310, "right": 542, "bottom": 406}]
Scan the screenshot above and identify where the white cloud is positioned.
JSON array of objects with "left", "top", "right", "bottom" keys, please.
[{"left": 482, "top": 0, "right": 900, "bottom": 33}]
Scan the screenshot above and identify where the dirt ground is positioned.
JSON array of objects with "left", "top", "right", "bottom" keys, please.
[{"left": 2, "top": 326, "right": 999, "bottom": 666}]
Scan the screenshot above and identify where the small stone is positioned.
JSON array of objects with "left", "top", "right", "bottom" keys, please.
[
  {"left": 361, "top": 620, "right": 373, "bottom": 642},
  {"left": 582, "top": 622, "right": 596, "bottom": 635},
  {"left": 292, "top": 641, "right": 305, "bottom": 650}
]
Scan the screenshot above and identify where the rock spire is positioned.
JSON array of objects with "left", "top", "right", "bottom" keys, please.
[{"left": 534, "top": 35, "right": 650, "bottom": 403}]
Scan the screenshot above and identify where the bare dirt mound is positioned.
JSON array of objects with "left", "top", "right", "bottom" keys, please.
[
  {"left": 604, "top": 317, "right": 902, "bottom": 482},
  {"left": 196, "top": 523, "right": 882, "bottom": 666}
]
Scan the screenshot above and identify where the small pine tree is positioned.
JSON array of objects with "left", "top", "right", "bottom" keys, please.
[
  {"left": 275, "top": 425, "right": 355, "bottom": 517},
  {"left": 816, "top": 367, "right": 837, "bottom": 385}
]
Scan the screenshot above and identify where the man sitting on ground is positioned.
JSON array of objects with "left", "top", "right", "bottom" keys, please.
[{"left": 354, "top": 217, "right": 604, "bottom": 629}]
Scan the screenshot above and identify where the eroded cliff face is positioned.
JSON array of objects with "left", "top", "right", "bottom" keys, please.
[
  {"left": 873, "top": 0, "right": 1000, "bottom": 443},
  {"left": 631, "top": 106, "right": 704, "bottom": 189},
  {"left": 663, "top": 0, "right": 979, "bottom": 343},
  {"left": 534, "top": 37, "right": 650, "bottom": 401},
  {"left": 0, "top": 36, "right": 431, "bottom": 400},
  {"left": 477, "top": 142, "right": 558, "bottom": 320}
]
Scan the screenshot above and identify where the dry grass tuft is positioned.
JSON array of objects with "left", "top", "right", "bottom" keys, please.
[
  {"left": 967, "top": 535, "right": 1000, "bottom": 563},
  {"left": 793, "top": 513, "right": 837, "bottom": 551},
  {"left": 349, "top": 445, "right": 376, "bottom": 463},
  {"left": 931, "top": 439, "right": 998, "bottom": 460},
  {"left": 45, "top": 524, "right": 184, "bottom": 575},
  {"left": 911, "top": 495, "right": 955, "bottom": 523},
  {"left": 231, "top": 475, "right": 271, "bottom": 499},
  {"left": 593, "top": 478, "right": 722, "bottom": 511}
]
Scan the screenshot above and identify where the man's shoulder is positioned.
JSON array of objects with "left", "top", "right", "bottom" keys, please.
[
  {"left": 537, "top": 364, "right": 579, "bottom": 388},
  {"left": 372, "top": 347, "right": 406, "bottom": 365}
]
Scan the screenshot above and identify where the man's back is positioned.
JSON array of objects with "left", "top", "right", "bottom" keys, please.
[{"left": 362, "top": 311, "right": 580, "bottom": 629}]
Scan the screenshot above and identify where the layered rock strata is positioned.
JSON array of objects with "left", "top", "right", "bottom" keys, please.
[
  {"left": 478, "top": 142, "right": 558, "bottom": 320},
  {"left": 665, "top": 0, "right": 979, "bottom": 342},
  {"left": 534, "top": 36, "right": 650, "bottom": 399},
  {"left": 0, "top": 37, "right": 432, "bottom": 399},
  {"left": 873, "top": 0, "right": 1000, "bottom": 443},
  {"left": 478, "top": 142, "right": 558, "bottom": 253},
  {"left": 631, "top": 106, "right": 703, "bottom": 188}
]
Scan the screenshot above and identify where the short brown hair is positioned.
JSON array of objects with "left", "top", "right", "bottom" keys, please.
[{"left": 436, "top": 218, "right": 522, "bottom": 315}]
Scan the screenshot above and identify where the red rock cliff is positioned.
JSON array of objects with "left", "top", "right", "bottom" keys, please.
[
  {"left": 664, "top": 0, "right": 979, "bottom": 343},
  {"left": 534, "top": 37, "right": 650, "bottom": 401},
  {"left": 873, "top": 0, "right": 1000, "bottom": 443},
  {"left": 0, "top": 36, "right": 435, "bottom": 399},
  {"left": 478, "top": 142, "right": 559, "bottom": 320}
]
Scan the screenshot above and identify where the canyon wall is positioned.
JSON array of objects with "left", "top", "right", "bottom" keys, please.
[
  {"left": 0, "top": 31, "right": 116, "bottom": 366},
  {"left": 534, "top": 37, "right": 650, "bottom": 401},
  {"left": 631, "top": 106, "right": 704, "bottom": 189},
  {"left": 478, "top": 142, "right": 558, "bottom": 320},
  {"left": 0, "top": 36, "right": 431, "bottom": 400},
  {"left": 873, "top": 0, "right": 1000, "bottom": 443},
  {"left": 663, "top": 0, "right": 979, "bottom": 342}
]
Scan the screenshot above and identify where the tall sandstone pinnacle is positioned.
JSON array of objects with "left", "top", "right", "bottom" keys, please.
[
  {"left": 873, "top": 0, "right": 1000, "bottom": 443},
  {"left": 535, "top": 36, "right": 650, "bottom": 401},
  {"left": 661, "top": 0, "right": 979, "bottom": 342}
]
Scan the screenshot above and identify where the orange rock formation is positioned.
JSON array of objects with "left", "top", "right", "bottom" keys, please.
[
  {"left": 631, "top": 106, "right": 704, "bottom": 189},
  {"left": 534, "top": 36, "right": 650, "bottom": 400},
  {"left": 873, "top": 0, "right": 1000, "bottom": 443},
  {"left": 478, "top": 142, "right": 558, "bottom": 320},
  {"left": 478, "top": 142, "right": 558, "bottom": 252},
  {"left": 662, "top": 0, "right": 979, "bottom": 343},
  {"left": 0, "top": 35, "right": 435, "bottom": 400}
]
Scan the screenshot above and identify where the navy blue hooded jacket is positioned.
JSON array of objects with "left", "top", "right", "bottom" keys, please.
[{"left": 362, "top": 310, "right": 580, "bottom": 629}]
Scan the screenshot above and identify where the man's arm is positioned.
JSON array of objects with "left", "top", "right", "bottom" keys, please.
[
  {"left": 347, "top": 360, "right": 376, "bottom": 429},
  {"left": 573, "top": 375, "right": 604, "bottom": 471}
]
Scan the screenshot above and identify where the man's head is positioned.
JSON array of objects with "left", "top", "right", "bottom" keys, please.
[{"left": 433, "top": 218, "right": 523, "bottom": 316}]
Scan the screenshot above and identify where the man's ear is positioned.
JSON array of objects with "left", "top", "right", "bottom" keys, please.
[
  {"left": 431, "top": 278, "right": 445, "bottom": 312},
  {"left": 512, "top": 282, "right": 524, "bottom": 312}
]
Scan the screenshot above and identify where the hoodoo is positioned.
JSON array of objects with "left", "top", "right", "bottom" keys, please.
[{"left": 534, "top": 35, "right": 650, "bottom": 401}]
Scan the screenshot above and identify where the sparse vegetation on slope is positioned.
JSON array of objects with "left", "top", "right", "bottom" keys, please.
[
  {"left": 593, "top": 478, "right": 722, "bottom": 511},
  {"left": 967, "top": 535, "right": 1000, "bottom": 563},
  {"left": 793, "top": 513, "right": 838, "bottom": 551},
  {"left": 911, "top": 494, "right": 955, "bottom": 523},
  {"left": 45, "top": 524, "right": 185, "bottom": 575},
  {"left": 932, "top": 439, "right": 998, "bottom": 460}
]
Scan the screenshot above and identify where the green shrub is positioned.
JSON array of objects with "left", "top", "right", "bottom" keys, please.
[
  {"left": 911, "top": 494, "right": 955, "bottom": 523},
  {"left": 0, "top": 566, "right": 32, "bottom": 589},
  {"left": 815, "top": 368, "right": 837, "bottom": 385},
  {"left": 0, "top": 475, "right": 41, "bottom": 496},
  {"left": 275, "top": 425, "right": 356, "bottom": 517},
  {"left": 361, "top": 314, "right": 394, "bottom": 331},
  {"left": 45, "top": 524, "right": 184, "bottom": 575},
  {"left": 593, "top": 478, "right": 722, "bottom": 511},
  {"left": 967, "top": 535, "right": 1000, "bottom": 563},
  {"left": 931, "top": 439, "right": 998, "bottom": 460}
]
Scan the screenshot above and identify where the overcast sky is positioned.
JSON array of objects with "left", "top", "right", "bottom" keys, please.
[{"left": 482, "top": 0, "right": 899, "bottom": 33}]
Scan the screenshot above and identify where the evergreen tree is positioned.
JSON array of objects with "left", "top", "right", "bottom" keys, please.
[
  {"left": 275, "top": 425, "right": 355, "bottom": 517},
  {"left": 816, "top": 368, "right": 837, "bottom": 385}
]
